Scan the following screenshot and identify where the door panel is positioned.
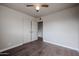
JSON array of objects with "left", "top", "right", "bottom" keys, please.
[
  {"left": 24, "top": 18, "right": 31, "bottom": 43},
  {"left": 31, "top": 20, "right": 38, "bottom": 41},
  {"left": 24, "top": 18, "right": 37, "bottom": 43}
]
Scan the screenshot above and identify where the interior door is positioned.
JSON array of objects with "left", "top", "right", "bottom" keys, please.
[
  {"left": 24, "top": 18, "right": 37, "bottom": 44},
  {"left": 31, "top": 20, "right": 38, "bottom": 41},
  {"left": 24, "top": 18, "right": 31, "bottom": 43}
]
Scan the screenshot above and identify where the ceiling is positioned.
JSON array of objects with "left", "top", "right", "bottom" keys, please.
[{"left": 0, "top": 3, "right": 79, "bottom": 18}]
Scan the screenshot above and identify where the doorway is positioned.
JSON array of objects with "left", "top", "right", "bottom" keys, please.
[{"left": 38, "top": 21, "right": 43, "bottom": 41}]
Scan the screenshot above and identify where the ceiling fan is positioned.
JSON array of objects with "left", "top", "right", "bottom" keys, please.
[{"left": 26, "top": 4, "right": 49, "bottom": 12}]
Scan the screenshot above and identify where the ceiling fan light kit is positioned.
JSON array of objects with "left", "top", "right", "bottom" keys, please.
[
  {"left": 26, "top": 4, "right": 48, "bottom": 12},
  {"left": 35, "top": 6, "right": 40, "bottom": 12}
]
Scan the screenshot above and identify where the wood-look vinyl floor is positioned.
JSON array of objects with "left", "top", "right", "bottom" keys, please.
[{"left": 1, "top": 40, "right": 79, "bottom": 56}]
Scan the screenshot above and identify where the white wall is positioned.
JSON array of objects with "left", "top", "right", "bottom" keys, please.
[
  {"left": 42, "top": 6, "right": 79, "bottom": 51},
  {"left": 0, "top": 5, "right": 37, "bottom": 52}
]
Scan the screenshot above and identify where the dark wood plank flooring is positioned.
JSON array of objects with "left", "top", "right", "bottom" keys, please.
[{"left": 1, "top": 40, "right": 79, "bottom": 56}]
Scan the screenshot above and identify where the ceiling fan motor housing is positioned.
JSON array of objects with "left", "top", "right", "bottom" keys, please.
[{"left": 36, "top": 10, "right": 39, "bottom": 12}]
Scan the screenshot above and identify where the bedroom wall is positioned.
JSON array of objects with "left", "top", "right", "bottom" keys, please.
[
  {"left": 42, "top": 5, "right": 79, "bottom": 51},
  {"left": 0, "top": 5, "right": 37, "bottom": 52}
]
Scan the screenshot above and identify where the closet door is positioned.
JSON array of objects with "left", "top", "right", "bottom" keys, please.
[
  {"left": 24, "top": 17, "right": 37, "bottom": 44},
  {"left": 31, "top": 19, "right": 38, "bottom": 41},
  {"left": 24, "top": 17, "right": 31, "bottom": 43}
]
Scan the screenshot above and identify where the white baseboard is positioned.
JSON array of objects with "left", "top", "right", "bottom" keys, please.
[
  {"left": 44, "top": 40, "right": 79, "bottom": 52},
  {"left": 0, "top": 43, "right": 23, "bottom": 52}
]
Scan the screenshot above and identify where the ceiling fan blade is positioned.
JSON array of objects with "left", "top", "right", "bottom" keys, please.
[
  {"left": 41, "top": 5, "right": 48, "bottom": 7},
  {"left": 26, "top": 5, "right": 34, "bottom": 7}
]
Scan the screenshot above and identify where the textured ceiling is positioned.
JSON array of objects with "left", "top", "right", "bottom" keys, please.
[{"left": 0, "top": 3, "right": 78, "bottom": 17}]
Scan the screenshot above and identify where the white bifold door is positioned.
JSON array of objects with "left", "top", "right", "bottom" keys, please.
[
  {"left": 24, "top": 17, "right": 37, "bottom": 44},
  {"left": 31, "top": 19, "right": 38, "bottom": 41}
]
